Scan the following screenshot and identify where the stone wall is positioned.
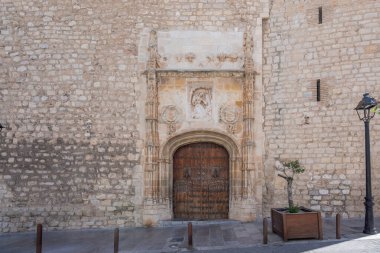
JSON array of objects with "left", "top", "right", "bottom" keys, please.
[
  {"left": 0, "top": 0, "right": 379, "bottom": 232},
  {"left": 0, "top": 0, "right": 267, "bottom": 232},
  {"left": 263, "top": 0, "right": 380, "bottom": 218},
  {"left": 0, "top": 0, "right": 144, "bottom": 232}
]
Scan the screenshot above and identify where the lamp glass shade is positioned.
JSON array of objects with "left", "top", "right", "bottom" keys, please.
[
  {"left": 355, "top": 93, "right": 378, "bottom": 110},
  {"left": 355, "top": 93, "right": 378, "bottom": 121}
]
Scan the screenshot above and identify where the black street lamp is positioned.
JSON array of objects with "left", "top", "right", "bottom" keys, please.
[
  {"left": 0, "top": 123, "right": 3, "bottom": 132},
  {"left": 355, "top": 93, "right": 378, "bottom": 235}
]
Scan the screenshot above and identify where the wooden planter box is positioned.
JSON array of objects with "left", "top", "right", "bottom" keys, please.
[{"left": 271, "top": 207, "right": 323, "bottom": 241}]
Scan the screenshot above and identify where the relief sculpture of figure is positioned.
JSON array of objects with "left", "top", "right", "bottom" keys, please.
[{"left": 191, "top": 88, "right": 212, "bottom": 119}]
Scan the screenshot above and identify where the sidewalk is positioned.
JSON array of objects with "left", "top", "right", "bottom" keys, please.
[{"left": 0, "top": 217, "right": 379, "bottom": 253}]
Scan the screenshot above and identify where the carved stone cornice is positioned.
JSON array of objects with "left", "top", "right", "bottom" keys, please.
[{"left": 155, "top": 69, "right": 245, "bottom": 78}]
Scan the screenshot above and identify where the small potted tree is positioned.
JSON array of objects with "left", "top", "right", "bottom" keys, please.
[{"left": 271, "top": 160, "right": 323, "bottom": 241}]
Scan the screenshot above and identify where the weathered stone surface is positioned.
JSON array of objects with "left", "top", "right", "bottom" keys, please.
[
  {"left": 263, "top": 0, "right": 380, "bottom": 218},
  {"left": 0, "top": 0, "right": 379, "bottom": 232},
  {"left": 157, "top": 31, "right": 244, "bottom": 70}
]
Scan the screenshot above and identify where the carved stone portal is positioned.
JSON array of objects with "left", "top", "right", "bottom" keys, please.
[{"left": 143, "top": 29, "right": 259, "bottom": 223}]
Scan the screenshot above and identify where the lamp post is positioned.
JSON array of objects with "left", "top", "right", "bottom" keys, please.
[{"left": 355, "top": 93, "right": 378, "bottom": 235}]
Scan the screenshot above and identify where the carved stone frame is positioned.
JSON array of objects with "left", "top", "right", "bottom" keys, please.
[
  {"left": 160, "top": 131, "right": 241, "bottom": 217},
  {"left": 142, "top": 28, "right": 261, "bottom": 223}
]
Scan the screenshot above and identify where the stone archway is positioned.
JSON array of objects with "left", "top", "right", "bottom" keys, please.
[{"left": 160, "top": 130, "right": 242, "bottom": 219}]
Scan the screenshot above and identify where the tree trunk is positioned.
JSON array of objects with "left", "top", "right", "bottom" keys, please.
[{"left": 287, "top": 178, "right": 293, "bottom": 207}]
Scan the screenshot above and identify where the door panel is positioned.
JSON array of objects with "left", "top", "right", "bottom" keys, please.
[{"left": 173, "top": 142, "right": 229, "bottom": 220}]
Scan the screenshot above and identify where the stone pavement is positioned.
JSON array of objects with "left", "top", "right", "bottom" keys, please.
[{"left": 0, "top": 217, "right": 379, "bottom": 253}]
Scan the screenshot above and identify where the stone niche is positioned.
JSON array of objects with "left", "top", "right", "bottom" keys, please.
[{"left": 143, "top": 30, "right": 262, "bottom": 224}]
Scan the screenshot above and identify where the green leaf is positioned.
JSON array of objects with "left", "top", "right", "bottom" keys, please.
[
  {"left": 283, "top": 160, "right": 305, "bottom": 174},
  {"left": 288, "top": 205, "right": 300, "bottom": 213}
]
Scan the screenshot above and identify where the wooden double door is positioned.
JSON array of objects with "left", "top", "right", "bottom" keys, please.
[{"left": 173, "top": 142, "right": 229, "bottom": 220}]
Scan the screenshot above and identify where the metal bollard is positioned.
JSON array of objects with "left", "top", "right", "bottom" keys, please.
[
  {"left": 188, "top": 222, "right": 193, "bottom": 248},
  {"left": 114, "top": 228, "right": 119, "bottom": 253},
  {"left": 336, "top": 213, "right": 341, "bottom": 239},
  {"left": 263, "top": 218, "right": 268, "bottom": 244},
  {"left": 36, "top": 224, "right": 42, "bottom": 253}
]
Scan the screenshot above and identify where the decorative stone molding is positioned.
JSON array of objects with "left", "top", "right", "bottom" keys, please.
[
  {"left": 241, "top": 27, "right": 256, "bottom": 199},
  {"left": 219, "top": 103, "right": 240, "bottom": 134},
  {"left": 156, "top": 70, "right": 244, "bottom": 78},
  {"left": 161, "top": 105, "right": 181, "bottom": 136},
  {"left": 161, "top": 105, "right": 179, "bottom": 123},
  {"left": 145, "top": 30, "right": 160, "bottom": 201}
]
